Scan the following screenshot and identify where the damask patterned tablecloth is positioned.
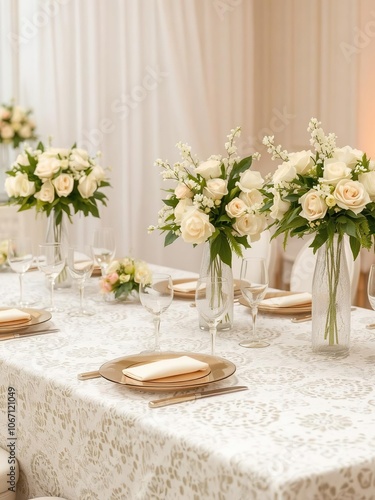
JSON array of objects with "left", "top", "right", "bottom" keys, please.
[{"left": 1, "top": 266, "right": 375, "bottom": 500}]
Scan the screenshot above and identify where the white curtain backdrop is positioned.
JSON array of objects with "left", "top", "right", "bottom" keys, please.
[{"left": 0, "top": 0, "right": 255, "bottom": 272}]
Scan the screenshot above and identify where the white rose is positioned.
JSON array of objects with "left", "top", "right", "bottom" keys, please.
[
  {"left": 134, "top": 264, "right": 152, "bottom": 284},
  {"left": 332, "top": 146, "right": 363, "bottom": 168},
  {"left": 4, "top": 176, "right": 16, "bottom": 197},
  {"left": 203, "top": 178, "right": 228, "bottom": 200},
  {"left": 7, "top": 172, "right": 35, "bottom": 197},
  {"left": 299, "top": 189, "right": 328, "bottom": 221},
  {"left": 236, "top": 170, "right": 263, "bottom": 192},
  {"left": 195, "top": 160, "right": 222, "bottom": 179},
  {"left": 369, "top": 160, "right": 375, "bottom": 171},
  {"left": 225, "top": 197, "right": 247, "bottom": 218},
  {"left": 180, "top": 207, "right": 215, "bottom": 244},
  {"left": 70, "top": 153, "right": 90, "bottom": 171},
  {"left": 77, "top": 174, "right": 97, "bottom": 198},
  {"left": 15, "top": 153, "right": 29, "bottom": 166},
  {"left": 333, "top": 179, "right": 370, "bottom": 214},
  {"left": 272, "top": 162, "right": 296, "bottom": 186},
  {"left": 270, "top": 192, "right": 290, "bottom": 220},
  {"left": 12, "top": 122, "right": 21, "bottom": 132},
  {"left": 90, "top": 165, "right": 106, "bottom": 183},
  {"left": 358, "top": 171, "right": 375, "bottom": 200},
  {"left": 288, "top": 150, "right": 314, "bottom": 175},
  {"left": 233, "top": 213, "right": 267, "bottom": 240},
  {"left": 239, "top": 189, "right": 263, "bottom": 208},
  {"left": 52, "top": 173, "right": 74, "bottom": 197},
  {"left": 174, "top": 183, "right": 193, "bottom": 199},
  {"left": 174, "top": 198, "right": 193, "bottom": 223},
  {"left": 72, "top": 148, "right": 89, "bottom": 160},
  {"left": 322, "top": 159, "right": 352, "bottom": 185},
  {"left": 34, "top": 180, "right": 55, "bottom": 203},
  {"left": 1, "top": 124, "right": 15, "bottom": 140},
  {"left": 18, "top": 125, "right": 32, "bottom": 139},
  {"left": 11, "top": 106, "right": 24, "bottom": 123},
  {"left": 44, "top": 148, "right": 70, "bottom": 158},
  {"left": 35, "top": 157, "right": 61, "bottom": 179}
]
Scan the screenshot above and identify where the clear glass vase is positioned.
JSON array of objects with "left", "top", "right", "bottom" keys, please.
[
  {"left": 311, "top": 235, "right": 350, "bottom": 357},
  {"left": 45, "top": 210, "right": 71, "bottom": 288},
  {"left": 198, "top": 242, "right": 234, "bottom": 331}
]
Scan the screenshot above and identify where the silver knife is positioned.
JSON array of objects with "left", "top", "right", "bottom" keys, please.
[
  {"left": 149, "top": 385, "right": 248, "bottom": 408},
  {"left": 0, "top": 328, "right": 60, "bottom": 341}
]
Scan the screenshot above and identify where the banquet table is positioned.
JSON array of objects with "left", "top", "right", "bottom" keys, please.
[{"left": 1, "top": 265, "right": 375, "bottom": 500}]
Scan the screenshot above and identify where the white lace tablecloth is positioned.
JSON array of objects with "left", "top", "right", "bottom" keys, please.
[{"left": 1, "top": 265, "right": 375, "bottom": 500}]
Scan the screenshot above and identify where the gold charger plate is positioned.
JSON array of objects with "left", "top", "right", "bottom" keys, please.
[
  {"left": 239, "top": 291, "right": 312, "bottom": 315},
  {"left": 99, "top": 351, "right": 236, "bottom": 391},
  {"left": 172, "top": 278, "right": 243, "bottom": 300},
  {"left": 0, "top": 308, "right": 52, "bottom": 331}
]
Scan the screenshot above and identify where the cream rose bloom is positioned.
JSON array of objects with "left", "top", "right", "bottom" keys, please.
[
  {"left": 225, "top": 197, "right": 247, "bottom": 218},
  {"left": 52, "top": 173, "right": 74, "bottom": 197},
  {"left": 15, "top": 154, "right": 29, "bottom": 167},
  {"left": 332, "top": 146, "right": 363, "bottom": 168},
  {"left": 358, "top": 171, "right": 375, "bottom": 200},
  {"left": 18, "top": 125, "right": 32, "bottom": 139},
  {"left": 174, "top": 198, "right": 193, "bottom": 223},
  {"left": 233, "top": 213, "right": 267, "bottom": 241},
  {"left": 134, "top": 263, "right": 152, "bottom": 284},
  {"left": 35, "top": 157, "right": 61, "bottom": 179},
  {"left": 195, "top": 160, "right": 221, "bottom": 179},
  {"left": 299, "top": 189, "right": 328, "bottom": 221},
  {"left": 90, "top": 165, "right": 106, "bottom": 183},
  {"left": 288, "top": 150, "right": 314, "bottom": 175},
  {"left": 322, "top": 159, "right": 352, "bottom": 185},
  {"left": 239, "top": 189, "right": 263, "bottom": 208},
  {"left": 236, "top": 170, "right": 263, "bottom": 192},
  {"left": 1, "top": 124, "right": 15, "bottom": 140},
  {"left": 203, "top": 178, "right": 228, "bottom": 200},
  {"left": 70, "top": 153, "right": 90, "bottom": 171},
  {"left": 5, "top": 172, "right": 35, "bottom": 198},
  {"left": 180, "top": 207, "right": 215, "bottom": 244},
  {"left": 34, "top": 180, "right": 55, "bottom": 203},
  {"left": 174, "top": 183, "right": 193, "bottom": 199},
  {"left": 272, "top": 162, "right": 296, "bottom": 186},
  {"left": 78, "top": 174, "right": 97, "bottom": 198},
  {"left": 333, "top": 179, "right": 370, "bottom": 214},
  {"left": 270, "top": 192, "right": 290, "bottom": 220}
]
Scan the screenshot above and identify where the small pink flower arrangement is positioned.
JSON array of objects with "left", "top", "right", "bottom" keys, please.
[{"left": 100, "top": 257, "right": 152, "bottom": 299}]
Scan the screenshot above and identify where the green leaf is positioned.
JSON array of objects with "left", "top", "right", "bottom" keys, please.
[
  {"left": 349, "top": 236, "right": 361, "bottom": 260},
  {"left": 164, "top": 231, "right": 179, "bottom": 247},
  {"left": 210, "top": 232, "right": 232, "bottom": 267}
]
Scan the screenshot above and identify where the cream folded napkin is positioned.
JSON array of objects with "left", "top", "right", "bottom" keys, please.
[
  {"left": 0, "top": 308, "right": 32, "bottom": 325},
  {"left": 259, "top": 292, "right": 312, "bottom": 308},
  {"left": 122, "top": 356, "right": 209, "bottom": 381}
]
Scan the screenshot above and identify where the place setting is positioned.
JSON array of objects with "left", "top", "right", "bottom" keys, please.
[{"left": 0, "top": 307, "right": 58, "bottom": 341}]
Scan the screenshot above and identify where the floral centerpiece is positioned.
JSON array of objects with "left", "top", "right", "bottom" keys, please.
[
  {"left": 5, "top": 142, "right": 110, "bottom": 228},
  {"left": 260, "top": 118, "right": 375, "bottom": 354},
  {"left": 100, "top": 257, "right": 152, "bottom": 300},
  {"left": 0, "top": 101, "right": 37, "bottom": 148},
  {"left": 149, "top": 127, "right": 266, "bottom": 267}
]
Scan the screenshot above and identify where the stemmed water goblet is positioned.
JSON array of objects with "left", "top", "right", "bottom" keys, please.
[
  {"left": 67, "top": 246, "right": 95, "bottom": 316},
  {"left": 7, "top": 236, "right": 33, "bottom": 307},
  {"left": 37, "top": 243, "right": 65, "bottom": 312},
  {"left": 195, "top": 276, "right": 230, "bottom": 356},
  {"left": 91, "top": 227, "right": 116, "bottom": 276},
  {"left": 239, "top": 257, "right": 269, "bottom": 348},
  {"left": 139, "top": 273, "right": 173, "bottom": 352},
  {"left": 367, "top": 265, "right": 375, "bottom": 323}
]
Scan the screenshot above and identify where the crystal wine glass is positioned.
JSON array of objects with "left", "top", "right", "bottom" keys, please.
[
  {"left": 239, "top": 257, "right": 269, "bottom": 348},
  {"left": 195, "top": 276, "right": 230, "bottom": 355},
  {"left": 139, "top": 273, "right": 173, "bottom": 352},
  {"left": 7, "top": 236, "right": 33, "bottom": 307},
  {"left": 91, "top": 227, "right": 116, "bottom": 276},
  {"left": 37, "top": 243, "right": 65, "bottom": 312},
  {"left": 67, "top": 246, "right": 95, "bottom": 316},
  {"left": 367, "top": 264, "right": 375, "bottom": 315}
]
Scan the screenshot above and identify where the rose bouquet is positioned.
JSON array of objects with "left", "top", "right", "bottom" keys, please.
[
  {"left": 100, "top": 257, "right": 152, "bottom": 300},
  {"left": 149, "top": 127, "right": 266, "bottom": 267},
  {"left": 0, "top": 101, "right": 37, "bottom": 148},
  {"left": 261, "top": 118, "right": 375, "bottom": 256},
  {"left": 4, "top": 142, "right": 111, "bottom": 226},
  {"left": 260, "top": 118, "right": 375, "bottom": 352}
]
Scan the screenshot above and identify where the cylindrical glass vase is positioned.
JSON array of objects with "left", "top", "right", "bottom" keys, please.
[
  {"left": 45, "top": 209, "right": 71, "bottom": 288},
  {"left": 198, "top": 242, "right": 233, "bottom": 331},
  {"left": 311, "top": 235, "right": 350, "bottom": 357}
]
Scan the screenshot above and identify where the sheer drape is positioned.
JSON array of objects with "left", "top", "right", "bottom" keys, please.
[{"left": 0, "top": 0, "right": 255, "bottom": 272}]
